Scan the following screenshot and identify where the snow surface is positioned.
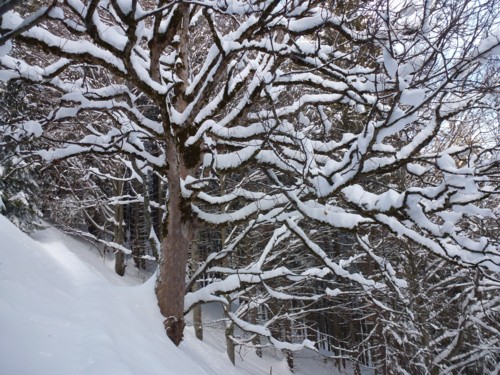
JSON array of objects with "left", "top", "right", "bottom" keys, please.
[{"left": 0, "top": 215, "right": 359, "bottom": 375}]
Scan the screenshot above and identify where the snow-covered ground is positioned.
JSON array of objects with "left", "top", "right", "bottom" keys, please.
[{"left": 0, "top": 215, "right": 355, "bottom": 374}]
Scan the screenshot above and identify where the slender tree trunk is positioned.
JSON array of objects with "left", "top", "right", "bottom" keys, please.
[
  {"left": 284, "top": 314, "right": 294, "bottom": 372},
  {"left": 249, "top": 300, "right": 262, "bottom": 357},
  {"left": 114, "top": 248, "right": 125, "bottom": 276},
  {"left": 113, "top": 179, "right": 126, "bottom": 276},
  {"left": 131, "top": 157, "right": 159, "bottom": 260},
  {"left": 193, "top": 298, "right": 203, "bottom": 341},
  {"left": 214, "top": 175, "right": 238, "bottom": 362},
  {"left": 225, "top": 301, "right": 236, "bottom": 366},
  {"left": 191, "top": 232, "right": 203, "bottom": 341},
  {"left": 220, "top": 216, "right": 236, "bottom": 364}
]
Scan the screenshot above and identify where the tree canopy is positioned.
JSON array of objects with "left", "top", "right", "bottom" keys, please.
[{"left": 1, "top": 0, "right": 499, "bottom": 373}]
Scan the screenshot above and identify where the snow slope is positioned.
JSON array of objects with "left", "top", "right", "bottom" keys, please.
[
  {"left": 0, "top": 215, "right": 216, "bottom": 374},
  {"left": 0, "top": 215, "right": 352, "bottom": 374}
]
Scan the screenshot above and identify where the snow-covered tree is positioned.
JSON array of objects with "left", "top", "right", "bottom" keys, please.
[
  {"left": 0, "top": 80, "right": 48, "bottom": 231},
  {"left": 1, "top": 2, "right": 499, "bottom": 366}
]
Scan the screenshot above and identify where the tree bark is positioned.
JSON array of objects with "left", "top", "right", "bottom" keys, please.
[
  {"left": 155, "top": 120, "right": 199, "bottom": 344},
  {"left": 191, "top": 232, "right": 203, "bottom": 341},
  {"left": 284, "top": 315, "right": 294, "bottom": 372},
  {"left": 152, "top": 2, "right": 196, "bottom": 346},
  {"left": 131, "top": 157, "right": 159, "bottom": 261},
  {"left": 155, "top": 199, "right": 193, "bottom": 344},
  {"left": 225, "top": 312, "right": 236, "bottom": 366},
  {"left": 113, "top": 179, "right": 126, "bottom": 276},
  {"left": 220, "top": 213, "right": 236, "bottom": 364},
  {"left": 155, "top": 156, "right": 194, "bottom": 345}
]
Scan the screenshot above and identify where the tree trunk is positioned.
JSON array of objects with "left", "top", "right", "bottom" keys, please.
[
  {"left": 114, "top": 249, "right": 125, "bottom": 276},
  {"left": 113, "top": 180, "right": 126, "bottom": 276},
  {"left": 155, "top": 206, "right": 193, "bottom": 344},
  {"left": 191, "top": 232, "right": 203, "bottom": 341},
  {"left": 193, "top": 301, "right": 203, "bottom": 341},
  {"left": 249, "top": 302, "right": 262, "bottom": 357},
  {"left": 220, "top": 215, "right": 236, "bottom": 364},
  {"left": 155, "top": 130, "right": 197, "bottom": 346},
  {"left": 153, "top": 2, "right": 198, "bottom": 347},
  {"left": 155, "top": 175, "right": 194, "bottom": 345},
  {"left": 131, "top": 157, "right": 159, "bottom": 261},
  {"left": 226, "top": 316, "right": 236, "bottom": 365},
  {"left": 284, "top": 315, "right": 294, "bottom": 372}
]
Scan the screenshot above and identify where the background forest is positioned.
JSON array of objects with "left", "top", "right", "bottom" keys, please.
[{"left": 1, "top": 0, "right": 499, "bottom": 374}]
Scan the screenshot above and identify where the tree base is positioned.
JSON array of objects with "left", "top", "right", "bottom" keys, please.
[{"left": 164, "top": 316, "right": 185, "bottom": 346}]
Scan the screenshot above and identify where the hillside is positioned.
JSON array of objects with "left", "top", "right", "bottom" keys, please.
[{"left": 0, "top": 215, "right": 348, "bottom": 375}]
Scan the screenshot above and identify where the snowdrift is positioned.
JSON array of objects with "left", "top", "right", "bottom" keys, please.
[
  {"left": 0, "top": 215, "right": 351, "bottom": 375},
  {"left": 0, "top": 215, "right": 240, "bottom": 375}
]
